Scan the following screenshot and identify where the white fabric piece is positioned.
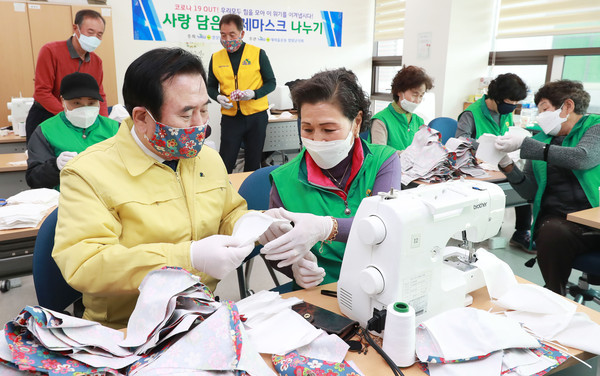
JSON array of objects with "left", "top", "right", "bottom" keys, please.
[
  {"left": 108, "top": 104, "right": 130, "bottom": 123},
  {"left": 236, "top": 290, "right": 303, "bottom": 329},
  {"left": 502, "top": 348, "right": 541, "bottom": 370},
  {"left": 6, "top": 188, "right": 58, "bottom": 206},
  {"left": 416, "top": 307, "right": 539, "bottom": 362},
  {"left": 495, "top": 283, "right": 577, "bottom": 315},
  {"left": 346, "top": 360, "right": 366, "bottom": 376},
  {"left": 0, "top": 204, "right": 55, "bottom": 230},
  {"left": 232, "top": 211, "right": 284, "bottom": 245},
  {"left": 245, "top": 308, "right": 324, "bottom": 354},
  {"left": 0, "top": 363, "right": 31, "bottom": 376},
  {"left": 428, "top": 350, "right": 503, "bottom": 376},
  {"left": 505, "top": 311, "right": 573, "bottom": 339},
  {"left": 476, "top": 134, "right": 505, "bottom": 166},
  {"left": 507, "top": 350, "right": 557, "bottom": 376},
  {"left": 296, "top": 332, "right": 350, "bottom": 364},
  {"left": 552, "top": 312, "right": 600, "bottom": 355},
  {"left": 474, "top": 248, "right": 518, "bottom": 299}
]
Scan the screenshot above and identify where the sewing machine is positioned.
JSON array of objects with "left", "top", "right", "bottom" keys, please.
[
  {"left": 7, "top": 97, "right": 34, "bottom": 136},
  {"left": 337, "top": 180, "right": 506, "bottom": 328}
]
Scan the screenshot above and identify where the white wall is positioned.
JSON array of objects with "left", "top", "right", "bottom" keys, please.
[
  {"left": 403, "top": 0, "right": 494, "bottom": 119},
  {"left": 105, "top": 0, "right": 375, "bottom": 148}
]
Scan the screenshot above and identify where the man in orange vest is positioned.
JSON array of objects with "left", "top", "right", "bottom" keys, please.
[{"left": 207, "top": 14, "right": 276, "bottom": 173}]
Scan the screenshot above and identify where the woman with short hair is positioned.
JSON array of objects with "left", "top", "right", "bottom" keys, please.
[
  {"left": 495, "top": 80, "right": 600, "bottom": 295},
  {"left": 370, "top": 65, "right": 434, "bottom": 152}
]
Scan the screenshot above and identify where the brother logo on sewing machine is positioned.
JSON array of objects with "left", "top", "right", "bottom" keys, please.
[{"left": 473, "top": 202, "right": 487, "bottom": 210}]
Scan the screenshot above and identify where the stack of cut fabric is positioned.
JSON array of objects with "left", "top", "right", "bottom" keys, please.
[
  {"left": 0, "top": 267, "right": 273, "bottom": 375},
  {"left": 0, "top": 188, "right": 59, "bottom": 230},
  {"left": 400, "top": 127, "right": 458, "bottom": 185},
  {"left": 444, "top": 137, "right": 488, "bottom": 178}
]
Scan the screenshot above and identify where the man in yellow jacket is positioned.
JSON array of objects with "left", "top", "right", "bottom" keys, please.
[
  {"left": 53, "top": 48, "right": 257, "bottom": 329},
  {"left": 208, "top": 14, "right": 276, "bottom": 173}
]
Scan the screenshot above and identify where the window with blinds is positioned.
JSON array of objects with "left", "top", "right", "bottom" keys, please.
[
  {"left": 374, "top": 0, "right": 405, "bottom": 42},
  {"left": 497, "top": 0, "right": 600, "bottom": 38}
]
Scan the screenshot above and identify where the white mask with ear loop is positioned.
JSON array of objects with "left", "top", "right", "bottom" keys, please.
[
  {"left": 400, "top": 98, "right": 420, "bottom": 113},
  {"left": 302, "top": 129, "right": 355, "bottom": 170},
  {"left": 537, "top": 105, "right": 567, "bottom": 136}
]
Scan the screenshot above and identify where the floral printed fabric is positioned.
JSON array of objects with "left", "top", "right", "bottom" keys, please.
[
  {"left": 272, "top": 351, "right": 360, "bottom": 376},
  {"left": 416, "top": 343, "right": 569, "bottom": 376},
  {"left": 4, "top": 321, "right": 119, "bottom": 375},
  {"left": 0, "top": 268, "right": 272, "bottom": 375}
]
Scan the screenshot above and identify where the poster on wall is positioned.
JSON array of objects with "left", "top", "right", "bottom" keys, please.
[{"left": 131, "top": 0, "right": 343, "bottom": 47}]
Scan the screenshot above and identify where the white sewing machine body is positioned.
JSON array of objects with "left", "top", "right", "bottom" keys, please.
[
  {"left": 7, "top": 96, "right": 34, "bottom": 136},
  {"left": 337, "top": 180, "right": 506, "bottom": 328}
]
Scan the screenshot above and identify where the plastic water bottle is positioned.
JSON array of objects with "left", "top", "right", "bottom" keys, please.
[{"left": 520, "top": 92, "right": 537, "bottom": 127}]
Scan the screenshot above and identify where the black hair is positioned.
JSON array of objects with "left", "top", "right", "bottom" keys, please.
[
  {"left": 391, "top": 65, "right": 434, "bottom": 102},
  {"left": 219, "top": 14, "right": 244, "bottom": 31},
  {"left": 292, "top": 68, "right": 372, "bottom": 132},
  {"left": 122, "top": 48, "right": 207, "bottom": 120},
  {"left": 487, "top": 73, "right": 528, "bottom": 102},
  {"left": 534, "top": 80, "right": 590, "bottom": 115},
  {"left": 74, "top": 9, "right": 105, "bottom": 27}
]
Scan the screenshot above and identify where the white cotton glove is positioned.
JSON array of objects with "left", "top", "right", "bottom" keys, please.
[
  {"left": 495, "top": 133, "right": 526, "bottom": 153},
  {"left": 258, "top": 209, "right": 294, "bottom": 245},
  {"left": 498, "top": 154, "right": 514, "bottom": 169},
  {"left": 261, "top": 208, "right": 334, "bottom": 268},
  {"left": 217, "top": 94, "right": 233, "bottom": 109},
  {"left": 292, "top": 252, "right": 326, "bottom": 289},
  {"left": 239, "top": 89, "right": 255, "bottom": 101},
  {"left": 56, "top": 151, "right": 78, "bottom": 170},
  {"left": 190, "top": 235, "right": 254, "bottom": 279}
]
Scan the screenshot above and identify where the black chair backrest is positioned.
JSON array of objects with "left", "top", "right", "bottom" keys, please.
[{"left": 32, "top": 208, "right": 82, "bottom": 312}]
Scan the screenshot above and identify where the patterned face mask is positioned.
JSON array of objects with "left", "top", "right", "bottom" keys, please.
[
  {"left": 145, "top": 111, "right": 208, "bottom": 160},
  {"left": 221, "top": 38, "right": 243, "bottom": 53}
]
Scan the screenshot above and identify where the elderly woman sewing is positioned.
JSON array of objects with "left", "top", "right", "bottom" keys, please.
[
  {"left": 495, "top": 80, "right": 600, "bottom": 295},
  {"left": 260, "top": 68, "right": 401, "bottom": 289},
  {"left": 370, "top": 65, "right": 434, "bottom": 153}
]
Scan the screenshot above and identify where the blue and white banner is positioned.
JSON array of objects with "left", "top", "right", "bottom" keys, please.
[{"left": 132, "top": 0, "right": 343, "bottom": 47}]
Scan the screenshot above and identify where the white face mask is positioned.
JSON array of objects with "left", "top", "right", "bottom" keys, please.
[
  {"left": 301, "top": 129, "right": 355, "bottom": 170},
  {"left": 75, "top": 26, "right": 101, "bottom": 52},
  {"left": 400, "top": 98, "right": 420, "bottom": 113},
  {"left": 65, "top": 106, "right": 100, "bottom": 129},
  {"left": 537, "top": 107, "right": 567, "bottom": 136}
]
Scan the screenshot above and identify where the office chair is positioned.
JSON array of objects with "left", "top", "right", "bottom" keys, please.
[
  {"left": 429, "top": 117, "right": 458, "bottom": 145},
  {"left": 567, "top": 251, "right": 600, "bottom": 305},
  {"left": 236, "top": 165, "right": 282, "bottom": 298},
  {"left": 32, "top": 208, "right": 83, "bottom": 315}
]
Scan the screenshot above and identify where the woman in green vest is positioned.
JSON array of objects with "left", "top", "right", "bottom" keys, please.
[
  {"left": 494, "top": 80, "right": 600, "bottom": 295},
  {"left": 259, "top": 68, "right": 401, "bottom": 289},
  {"left": 26, "top": 72, "right": 119, "bottom": 190},
  {"left": 457, "top": 73, "right": 534, "bottom": 253},
  {"left": 370, "top": 65, "right": 434, "bottom": 153}
]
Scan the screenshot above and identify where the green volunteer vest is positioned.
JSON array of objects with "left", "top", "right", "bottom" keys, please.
[
  {"left": 370, "top": 103, "right": 424, "bottom": 151},
  {"left": 40, "top": 113, "right": 119, "bottom": 157},
  {"left": 271, "top": 140, "right": 395, "bottom": 287},
  {"left": 530, "top": 114, "right": 600, "bottom": 233},
  {"left": 459, "top": 95, "right": 513, "bottom": 138}
]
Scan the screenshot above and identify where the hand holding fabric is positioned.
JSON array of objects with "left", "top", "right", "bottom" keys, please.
[
  {"left": 498, "top": 154, "right": 513, "bottom": 169},
  {"left": 258, "top": 209, "right": 293, "bottom": 245},
  {"left": 292, "top": 252, "right": 325, "bottom": 289},
  {"left": 261, "top": 208, "right": 333, "bottom": 268},
  {"left": 56, "top": 151, "right": 78, "bottom": 170},
  {"left": 190, "top": 235, "right": 254, "bottom": 279},
  {"left": 238, "top": 89, "right": 255, "bottom": 101},
  {"left": 217, "top": 95, "right": 233, "bottom": 109},
  {"left": 495, "top": 133, "right": 526, "bottom": 153}
]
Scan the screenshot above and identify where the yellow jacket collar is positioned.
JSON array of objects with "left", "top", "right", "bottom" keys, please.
[{"left": 118, "top": 117, "right": 160, "bottom": 177}]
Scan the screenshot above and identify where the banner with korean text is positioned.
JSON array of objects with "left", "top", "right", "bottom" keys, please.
[{"left": 132, "top": 0, "right": 344, "bottom": 47}]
